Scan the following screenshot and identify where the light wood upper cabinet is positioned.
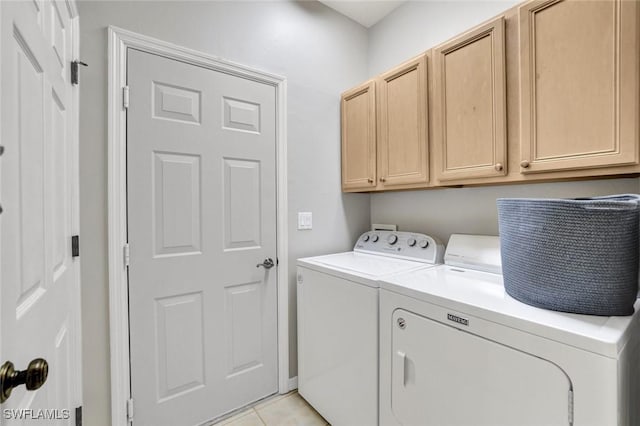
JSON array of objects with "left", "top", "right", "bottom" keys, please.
[
  {"left": 377, "top": 54, "right": 429, "bottom": 188},
  {"left": 341, "top": 80, "right": 377, "bottom": 191},
  {"left": 519, "top": 0, "right": 639, "bottom": 174},
  {"left": 340, "top": 0, "right": 640, "bottom": 193},
  {"left": 341, "top": 55, "right": 429, "bottom": 192},
  {"left": 433, "top": 16, "right": 507, "bottom": 182}
]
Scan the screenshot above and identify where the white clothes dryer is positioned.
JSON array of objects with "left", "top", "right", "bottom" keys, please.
[
  {"left": 379, "top": 234, "right": 640, "bottom": 426},
  {"left": 297, "top": 231, "right": 443, "bottom": 426}
]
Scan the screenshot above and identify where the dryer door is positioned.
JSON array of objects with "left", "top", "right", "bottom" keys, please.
[{"left": 391, "top": 309, "right": 572, "bottom": 426}]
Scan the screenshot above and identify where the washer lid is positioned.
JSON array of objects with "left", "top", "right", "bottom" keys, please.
[
  {"left": 380, "top": 265, "right": 640, "bottom": 357},
  {"left": 297, "top": 252, "right": 434, "bottom": 288}
]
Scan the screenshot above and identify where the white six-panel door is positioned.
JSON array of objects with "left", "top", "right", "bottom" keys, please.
[
  {"left": 0, "top": 0, "right": 80, "bottom": 423},
  {"left": 126, "top": 49, "right": 278, "bottom": 425}
]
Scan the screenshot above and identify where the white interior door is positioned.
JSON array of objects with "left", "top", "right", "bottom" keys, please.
[
  {"left": 127, "top": 49, "right": 278, "bottom": 425},
  {"left": 0, "top": 0, "right": 81, "bottom": 422},
  {"left": 391, "top": 309, "right": 571, "bottom": 426}
]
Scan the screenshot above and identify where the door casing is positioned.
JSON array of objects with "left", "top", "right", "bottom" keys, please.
[{"left": 107, "top": 26, "right": 290, "bottom": 426}]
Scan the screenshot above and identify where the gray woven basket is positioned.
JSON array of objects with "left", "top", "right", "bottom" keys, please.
[{"left": 497, "top": 194, "right": 640, "bottom": 316}]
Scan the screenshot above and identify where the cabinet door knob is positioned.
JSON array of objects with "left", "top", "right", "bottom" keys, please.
[
  {"left": 495, "top": 163, "right": 504, "bottom": 172},
  {"left": 380, "top": 177, "right": 386, "bottom": 183},
  {"left": 367, "top": 178, "right": 374, "bottom": 183},
  {"left": 520, "top": 160, "right": 530, "bottom": 169}
]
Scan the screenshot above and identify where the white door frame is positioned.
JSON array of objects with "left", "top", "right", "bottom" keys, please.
[{"left": 107, "top": 26, "right": 289, "bottom": 426}]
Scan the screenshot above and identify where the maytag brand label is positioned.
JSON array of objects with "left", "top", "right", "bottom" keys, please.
[{"left": 447, "top": 313, "right": 469, "bottom": 326}]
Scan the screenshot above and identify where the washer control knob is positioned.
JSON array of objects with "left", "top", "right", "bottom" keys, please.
[
  {"left": 407, "top": 238, "right": 416, "bottom": 247},
  {"left": 418, "top": 240, "right": 429, "bottom": 249},
  {"left": 363, "top": 234, "right": 370, "bottom": 242},
  {"left": 371, "top": 234, "right": 379, "bottom": 242},
  {"left": 387, "top": 234, "right": 398, "bottom": 245}
]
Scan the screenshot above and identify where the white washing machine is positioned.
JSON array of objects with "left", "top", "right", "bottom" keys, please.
[
  {"left": 297, "top": 230, "right": 444, "bottom": 426},
  {"left": 379, "top": 234, "right": 640, "bottom": 426}
]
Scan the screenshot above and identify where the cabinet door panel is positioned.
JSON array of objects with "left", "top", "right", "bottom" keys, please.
[
  {"left": 341, "top": 81, "right": 377, "bottom": 191},
  {"left": 519, "top": 0, "right": 639, "bottom": 173},
  {"left": 378, "top": 55, "right": 429, "bottom": 187},
  {"left": 434, "top": 16, "right": 507, "bottom": 182}
]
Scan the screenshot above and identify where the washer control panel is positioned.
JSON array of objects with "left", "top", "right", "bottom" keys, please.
[{"left": 354, "top": 231, "right": 444, "bottom": 264}]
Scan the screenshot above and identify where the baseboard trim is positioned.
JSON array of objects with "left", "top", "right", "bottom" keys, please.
[{"left": 287, "top": 376, "right": 298, "bottom": 392}]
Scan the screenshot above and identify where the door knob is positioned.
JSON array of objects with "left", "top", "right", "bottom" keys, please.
[
  {"left": 256, "top": 258, "right": 275, "bottom": 269},
  {"left": 0, "top": 358, "right": 49, "bottom": 403}
]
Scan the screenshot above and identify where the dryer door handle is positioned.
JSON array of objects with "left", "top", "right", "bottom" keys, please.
[{"left": 395, "top": 351, "right": 408, "bottom": 387}]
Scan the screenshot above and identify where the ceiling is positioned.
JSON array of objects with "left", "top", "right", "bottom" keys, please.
[{"left": 318, "top": 0, "right": 407, "bottom": 28}]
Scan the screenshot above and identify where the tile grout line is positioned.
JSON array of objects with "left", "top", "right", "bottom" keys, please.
[
  {"left": 253, "top": 407, "right": 268, "bottom": 426},
  {"left": 215, "top": 391, "right": 328, "bottom": 426},
  {"left": 215, "top": 391, "right": 296, "bottom": 425},
  {"left": 255, "top": 392, "right": 296, "bottom": 425},
  {"left": 255, "top": 391, "right": 296, "bottom": 412}
]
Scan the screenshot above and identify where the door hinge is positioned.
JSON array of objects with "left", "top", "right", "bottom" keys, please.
[
  {"left": 568, "top": 389, "right": 574, "bottom": 425},
  {"left": 75, "top": 406, "right": 82, "bottom": 426},
  {"left": 123, "top": 243, "right": 130, "bottom": 267},
  {"left": 72, "top": 235, "right": 80, "bottom": 257},
  {"left": 123, "top": 86, "right": 130, "bottom": 109},
  {"left": 70, "top": 60, "right": 88, "bottom": 85},
  {"left": 126, "top": 398, "right": 134, "bottom": 422}
]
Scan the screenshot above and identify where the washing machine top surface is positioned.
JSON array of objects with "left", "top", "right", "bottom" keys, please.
[
  {"left": 380, "top": 234, "right": 640, "bottom": 357},
  {"left": 297, "top": 231, "right": 444, "bottom": 288}
]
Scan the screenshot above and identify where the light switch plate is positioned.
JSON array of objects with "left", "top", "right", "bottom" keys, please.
[{"left": 298, "top": 212, "right": 312, "bottom": 230}]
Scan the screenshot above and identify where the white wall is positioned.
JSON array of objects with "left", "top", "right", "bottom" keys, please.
[
  {"left": 368, "top": 0, "right": 519, "bottom": 75},
  {"left": 368, "top": 1, "right": 640, "bottom": 244},
  {"left": 78, "top": 2, "right": 370, "bottom": 424},
  {"left": 371, "top": 179, "right": 640, "bottom": 244}
]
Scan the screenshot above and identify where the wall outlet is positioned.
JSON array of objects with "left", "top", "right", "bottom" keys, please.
[{"left": 298, "top": 212, "right": 312, "bottom": 230}]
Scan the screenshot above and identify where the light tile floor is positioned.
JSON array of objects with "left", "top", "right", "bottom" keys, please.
[{"left": 215, "top": 391, "right": 329, "bottom": 426}]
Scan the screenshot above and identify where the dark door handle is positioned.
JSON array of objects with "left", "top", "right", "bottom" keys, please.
[{"left": 256, "top": 258, "right": 275, "bottom": 269}]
